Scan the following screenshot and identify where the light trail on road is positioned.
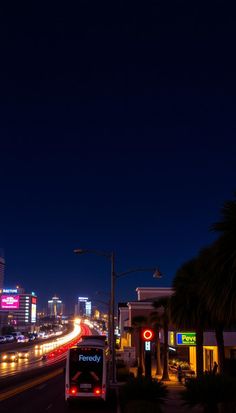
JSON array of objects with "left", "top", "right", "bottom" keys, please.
[{"left": 0, "top": 320, "right": 91, "bottom": 379}]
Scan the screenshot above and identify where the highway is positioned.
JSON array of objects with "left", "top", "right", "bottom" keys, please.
[
  {"left": 0, "top": 321, "right": 87, "bottom": 380},
  {"left": 0, "top": 323, "right": 116, "bottom": 412}
]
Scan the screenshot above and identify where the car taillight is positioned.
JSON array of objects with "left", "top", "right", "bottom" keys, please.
[
  {"left": 94, "top": 387, "right": 101, "bottom": 395},
  {"left": 69, "top": 386, "right": 78, "bottom": 395}
]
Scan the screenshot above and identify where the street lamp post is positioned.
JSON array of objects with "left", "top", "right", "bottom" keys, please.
[{"left": 74, "top": 248, "right": 162, "bottom": 384}]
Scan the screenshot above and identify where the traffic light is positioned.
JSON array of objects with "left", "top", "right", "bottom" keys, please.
[{"left": 142, "top": 328, "right": 154, "bottom": 341}]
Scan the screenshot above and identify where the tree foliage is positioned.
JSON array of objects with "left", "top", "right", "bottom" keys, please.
[{"left": 182, "top": 372, "right": 236, "bottom": 413}]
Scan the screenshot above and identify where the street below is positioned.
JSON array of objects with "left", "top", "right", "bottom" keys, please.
[{"left": 0, "top": 371, "right": 117, "bottom": 413}]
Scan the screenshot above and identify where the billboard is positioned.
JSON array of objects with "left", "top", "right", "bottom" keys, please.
[
  {"left": 31, "top": 303, "right": 36, "bottom": 322},
  {"left": 1, "top": 295, "right": 20, "bottom": 309},
  {"left": 32, "top": 297, "right": 37, "bottom": 304}
]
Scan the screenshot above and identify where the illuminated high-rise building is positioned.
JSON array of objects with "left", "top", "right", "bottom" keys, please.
[
  {"left": 0, "top": 286, "right": 37, "bottom": 331},
  {"left": 75, "top": 297, "right": 91, "bottom": 317},
  {"left": 48, "top": 295, "right": 63, "bottom": 317},
  {"left": 85, "top": 300, "right": 91, "bottom": 316}
]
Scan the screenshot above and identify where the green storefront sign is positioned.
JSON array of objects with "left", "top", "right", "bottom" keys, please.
[{"left": 176, "top": 332, "right": 196, "bottom": 346}]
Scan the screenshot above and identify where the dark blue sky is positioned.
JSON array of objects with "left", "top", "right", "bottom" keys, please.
[{"left": 1, "top": 1, "right": 236, "bottom": 312}]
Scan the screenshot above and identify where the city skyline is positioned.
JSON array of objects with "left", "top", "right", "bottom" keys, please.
[{"left": 0, "top": 284, "right": 95, "bottom": 314}]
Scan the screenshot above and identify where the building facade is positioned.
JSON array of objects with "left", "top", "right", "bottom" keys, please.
[
  {"left": 119, "top": 286, "right": 236, "bottom": 375},
  {"left": 0, "top": 287, "right": 37, "bottom": 332}
]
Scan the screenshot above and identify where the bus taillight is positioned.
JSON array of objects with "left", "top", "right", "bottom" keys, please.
[{"left": 69, "top": 386, "right": 78, "bottom": 395}]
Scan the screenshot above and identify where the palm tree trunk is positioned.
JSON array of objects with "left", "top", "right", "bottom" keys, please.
[
  {"left": 196, "top": 327, "right": 204, "bottom": 377},
  {"left": 156, "top": 332, "right": 162, "bottom": 375},
  {"left": 137, "top": 328, "right": 143, "bottom": 376},
  {"left": 161, "top": 318, "right": 170, "bottom": 381},
  {"left": 215, "top": 325, "right": 225, "bottom": 374}
]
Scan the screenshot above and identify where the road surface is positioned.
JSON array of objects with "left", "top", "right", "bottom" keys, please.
[{"left": 0, "top": 369, "right": 117, "bottom": 413}]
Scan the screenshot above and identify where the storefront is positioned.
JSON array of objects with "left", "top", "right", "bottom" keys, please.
[{"left": 176, "top": 331, "right": 236, "bottom": 373}]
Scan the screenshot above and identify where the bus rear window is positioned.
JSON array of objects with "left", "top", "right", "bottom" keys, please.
[{"left": 69, "top": 347, "right": 103, "bottom": 388}]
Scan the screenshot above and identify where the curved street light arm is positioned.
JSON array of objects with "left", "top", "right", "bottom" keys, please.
[
  {"left": 116, "top": 267, "right": 162, "bottom": 279},
  {"left": 74, "top": 248, "right": 112, "bottom": 259}
]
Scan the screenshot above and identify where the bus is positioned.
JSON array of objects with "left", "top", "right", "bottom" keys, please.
[{"left": 65, "top": 335, "right": 108, "bottom": 403}]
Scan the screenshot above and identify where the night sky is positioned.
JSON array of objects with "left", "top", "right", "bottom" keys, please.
[{"left": 1, "top": 2, "right": 236, "bottom": 312}]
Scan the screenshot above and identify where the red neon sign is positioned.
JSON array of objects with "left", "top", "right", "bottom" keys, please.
[
  {"left": 142, "top": 329, "right": 154, "bottom": 341},
  {"left": 1, "top": 295, "right": 20, "bottom": 309}
]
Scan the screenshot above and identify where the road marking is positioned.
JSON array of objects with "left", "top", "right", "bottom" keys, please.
[
  {"left": 36, "top": 383, "right": 47, "bottom": 390},
  {"left": 0, "top": 368, "right": 63, "bottom": 402}
]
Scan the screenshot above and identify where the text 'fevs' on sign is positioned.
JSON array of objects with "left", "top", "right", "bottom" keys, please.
[{"left": 176, "top": 332, "right": 196, "bottom": 346}]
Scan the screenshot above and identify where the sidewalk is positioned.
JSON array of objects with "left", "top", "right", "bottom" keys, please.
[
  {"left": 128, "top": 367, "right": 203, "bottom": 413},
  {"left": 156, "top": 373, "right": 202, "bottom": 413}
]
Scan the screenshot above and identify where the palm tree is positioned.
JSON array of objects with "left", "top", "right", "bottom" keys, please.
[
  {"left": 174, "top": 244, "right": 234, "bottom": 376},
  {"left": 212, "top": 194, "right": 236, "bottom": 235},
  {"left": 209, "top": 195, "right": 236, "bottom": 323},
  {"left": 153, "top": 297, "right": 171, "bottom": 381},
  {"left": 149, "top": 311, "right": 162, "bottom": 375},
  {"left": 209, "top": 194, "right": 236, "bottom": 321},
  {"left": 170, "top": 195, "right": 236, "bottom": 377},
  {"left": 132, "top": 315, "right": 148, "bottom": 376},
  {"left": 197, "top": 194, "right": 236, "bottom": 374},
  {"left": 197, "top": 244, "right": 227, "bottom": 374},
  {"left": 171, "top": 258, "right": 209, "bottom": 377}
]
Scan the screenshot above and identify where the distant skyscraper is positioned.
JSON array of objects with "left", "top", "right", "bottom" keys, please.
[
  {"left": 75, "top": 297, "right": 92, "bottom": 317},
  {"left": 48, "top": 295, "right": 63, "bottom": 317},
  {"left": 85, "top": 301, "right": 92, "bottom": 317},
  {"left": 0, "top": 255, "right": 5, "bottom": 290}
]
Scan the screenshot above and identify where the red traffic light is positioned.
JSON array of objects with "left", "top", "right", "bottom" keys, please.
[{"left": 142, "top": 329, "right": 154, "bottom": 341}]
